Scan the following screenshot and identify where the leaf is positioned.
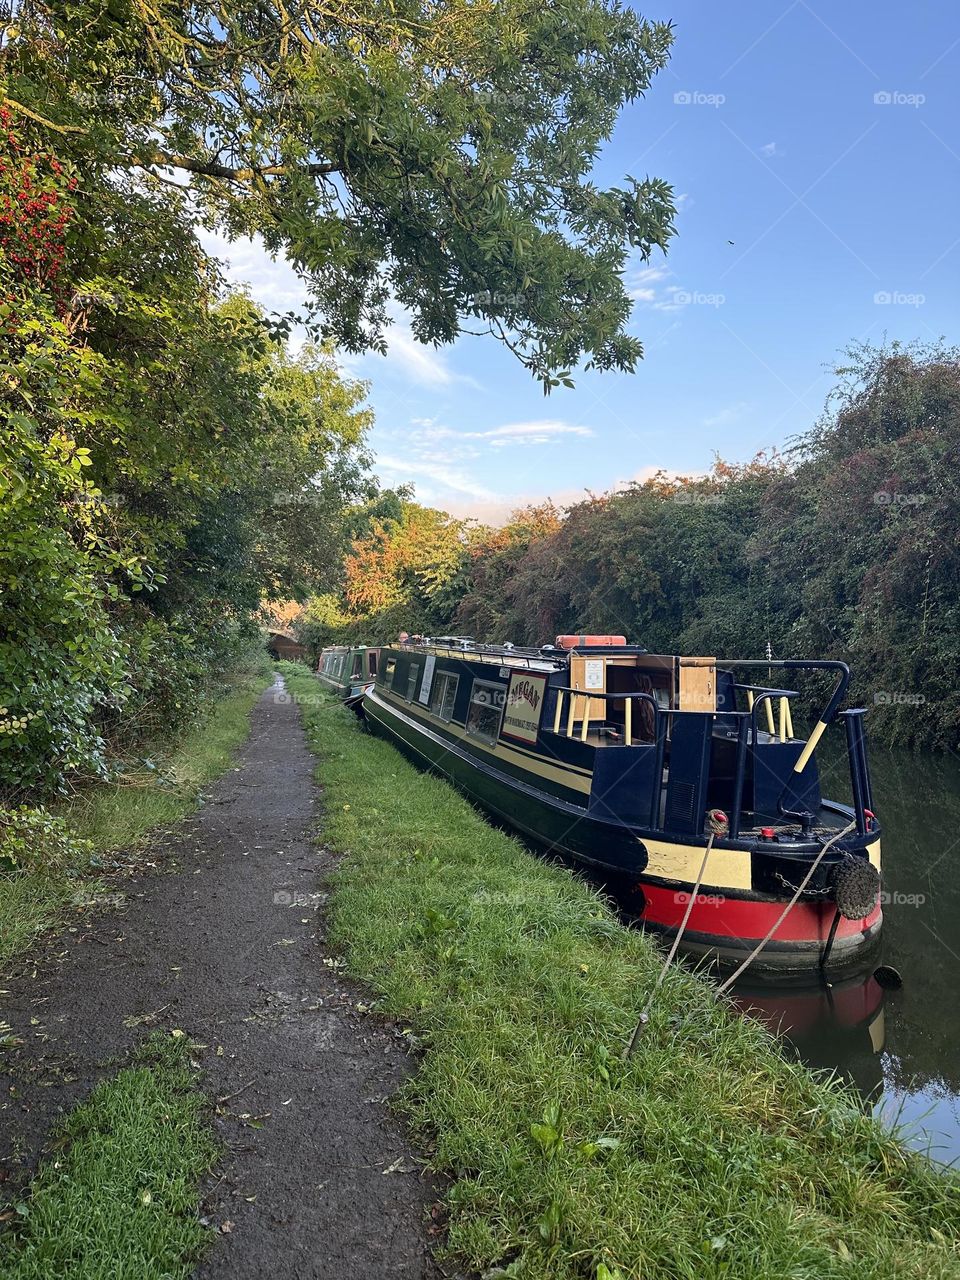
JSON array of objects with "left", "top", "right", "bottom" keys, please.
[{"left": 529, "top": 1123, "right": 559, "bottom": 1151}]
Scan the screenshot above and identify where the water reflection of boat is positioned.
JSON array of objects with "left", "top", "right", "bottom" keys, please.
[{"left": 731, "top": 969, "right": 886, "bottom": 1097}]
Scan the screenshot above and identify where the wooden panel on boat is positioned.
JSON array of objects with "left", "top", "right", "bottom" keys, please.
[
  {"left": 568, "top": 655, "right": 607, "bottom": 720},
  {"left": 679, "top": 657, "right": 716, "bottom": 712}
]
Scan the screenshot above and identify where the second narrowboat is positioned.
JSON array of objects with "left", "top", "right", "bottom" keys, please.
[{"left": 316, "top": 645, "right": 380, "bottom": 700}]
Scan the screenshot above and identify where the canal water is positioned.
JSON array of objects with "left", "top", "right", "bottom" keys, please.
[{"left": 731, "top": 748, "right": 960, "bottom": 1166}]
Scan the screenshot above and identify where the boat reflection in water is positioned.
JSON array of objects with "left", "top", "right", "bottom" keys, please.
[{"left": 728, "top": 965, "right": 886, "bottom": 1100}]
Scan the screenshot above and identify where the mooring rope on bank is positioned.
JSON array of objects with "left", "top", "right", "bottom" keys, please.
[
  {"left": 714, "top": 819, "right": 857, "bottom": 997},
  {"left": 623, "top": 833, "right": 716, "bottom": 1059},
  {"left": 624, "top": 819, "right": 859, "bottom": 1057}
]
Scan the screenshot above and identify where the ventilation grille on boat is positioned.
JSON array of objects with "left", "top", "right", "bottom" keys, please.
[{"left": 665, "top": 781, "right": 696, "bottom": 830}]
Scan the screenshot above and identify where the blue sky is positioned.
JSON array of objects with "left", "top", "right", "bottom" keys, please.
[{"left": 204, "top": 0, "right": 959, "bottom": 522}]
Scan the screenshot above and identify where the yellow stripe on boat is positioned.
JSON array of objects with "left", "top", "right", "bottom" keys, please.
[
  {"left": 373, "top": 689, "right": 593, "bottom": 794},
  {"left": 639, "top": 837, "right": 754, "bottom": 891}
]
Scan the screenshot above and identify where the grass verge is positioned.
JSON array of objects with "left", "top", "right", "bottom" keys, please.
[
  {"left": 0, "top": 1033, "right": 217, "bottom": 1280},
  {"left": 281, "top": 663, "right": 960, "bottom": 1280},
  {"left": 0, "top": 664, "right": 273, "bottom": 967}
]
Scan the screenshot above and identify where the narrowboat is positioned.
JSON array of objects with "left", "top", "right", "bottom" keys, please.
[
  {"left": 315, "top": 645, "right": 380, "bottom": 700},
  {"left": 362, "top": 635, "right": 883, "bottom": 973}
]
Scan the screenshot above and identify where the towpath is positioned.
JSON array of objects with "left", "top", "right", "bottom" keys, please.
[{"left": 0, "top": 678, "right": 442, "bottom": 1278}]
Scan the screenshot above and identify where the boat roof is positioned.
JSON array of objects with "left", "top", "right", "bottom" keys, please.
[{"left": 389, "top": 637, "right": 650, "bottom": 666}]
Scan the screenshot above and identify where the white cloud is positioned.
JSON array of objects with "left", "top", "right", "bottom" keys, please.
[
  {"left": 378, "top": 321, "right": 458, "bottom": 387},
  {"left": 375, "top": 453, "right": 498, "bottom": 505},
  {"left": 372, "top": 415, "right": 597, "bottom": 517},
  {"left": 626, "top": 263, "right": 696, "bottom": 314},
  {"left": 704, "top": 401, "right": 749, "bottom": 428},
  {"left": 759, "top": 141, "right": 780, "bottom": 158},
  {"left": 197, "top": 229, "right": 472, "bottom": 388},
  {"left": 627, "top": 264, "right": 671, "bottom": 302},
  {"left": 197, "top": 228, "right": 307, "bottom": 313},
  {"left": 470, "top": 419, "right": 594, "bottom": 448}
]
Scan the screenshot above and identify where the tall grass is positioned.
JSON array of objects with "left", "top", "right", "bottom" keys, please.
[{"left": 282, "top": 664, "right": 960, "bottom": 1280}]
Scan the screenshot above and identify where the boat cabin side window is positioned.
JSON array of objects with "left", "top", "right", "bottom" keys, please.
[
  {"left": 382, "top": 656, "right": 397, "bottom": 687},
  {"left": 430, "top": 671, "right": 459, "bottom": 721},
  {"left": 367, "top": 652, "right": 378, "bottom": 676},
  {"left": 351, "top": 652, "right": 363, "bottom": 679},
  {"left": 466, "top": 679, "right": 506, "bottom": 742},
  {"left": 406, "top": 663, "right": 422, "bottom": 702}
]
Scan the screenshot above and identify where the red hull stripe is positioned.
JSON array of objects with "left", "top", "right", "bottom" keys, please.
[{"left": 639, "top": 881, "right": 882, "bottom": 943}]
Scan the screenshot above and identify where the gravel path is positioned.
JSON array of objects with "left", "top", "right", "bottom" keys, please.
[{"left": 0, "top": 677, "right": 443, "bottom": 1278}]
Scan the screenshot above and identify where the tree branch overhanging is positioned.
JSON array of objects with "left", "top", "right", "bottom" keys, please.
[{"left": 132, "top": 150, "right": 340, "bottom": 181}]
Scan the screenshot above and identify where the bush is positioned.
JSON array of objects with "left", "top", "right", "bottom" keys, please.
[{"left": 0, "top": 807, "right": 92, "bottom": 876}]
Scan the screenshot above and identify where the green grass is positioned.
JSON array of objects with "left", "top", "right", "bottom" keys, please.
[
  {"left": 281, "top": 663, "right": 960, "bottom": 1280},
  {"left": 0, "top": 665, "right": 272, "bottom": 967},
  {"left": 0, "top": 1034, "right": 217, "bottom": 1280}
]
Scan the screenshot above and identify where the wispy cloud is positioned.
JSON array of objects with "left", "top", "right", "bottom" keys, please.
[
  {"left": 704, "top": 401, "right": 750, "bottom": 428},
  {"left": 197, "top": 227, "right": 307, "bottom": 314},
  {"left": 469, "top": 419, "right": 594, "bottom": 448},
  {"left": 375, "top": 453, "right": 499, "bottom": 504},
  {"left": 377, "top": 319, "right": 462, "bottom": 388},
  {"left": 372, "top": 416, "right": 597, "bottom": 516},
  {"left": 197, "top": 229, "right": 473, "bottom": 388},
  {"left": 626, "top": 263, "right": 700, "bottom": 314},
  {"left": 627, "top": 264, "right": 671, "bottom": 303},
  {"left": 759, "top": 141, "right": 781, "bottom": 157}
]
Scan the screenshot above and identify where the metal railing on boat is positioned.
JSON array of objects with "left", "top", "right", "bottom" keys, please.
[
  {"left": 550, "top": 686, "right": 661, "bottom": 747},
  {"left": 547, "top": 659, "right": 872, "bottom": 840}
]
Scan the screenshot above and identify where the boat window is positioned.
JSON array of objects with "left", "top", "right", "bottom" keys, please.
[
  {"left": 466, "top": 679, "right": 506, "bottom": 742},
  {"left": 351, "top": 653, "right": 363, "bottom": 679},
  {"left": 430, "top": 671, "right": 459, "bottom": 721},
  {"left": 383, "top": 657, "right": 397, "bottom": 687},
  {"left": 368, "top": 652, "right": 378, "bottom": 676},
  {"left": 406, "top": 663, "right": 421, "bottom": 702}
]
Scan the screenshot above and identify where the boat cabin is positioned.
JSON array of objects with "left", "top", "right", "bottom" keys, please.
[
  {"left": 316, "top": 644, "right": 380, "bottom": 699},
  {"left": 371, "top": 635, "right": 874, "bottom": 844}
]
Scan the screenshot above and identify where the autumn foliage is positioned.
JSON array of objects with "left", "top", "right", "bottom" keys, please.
[
  {"left": 303, "top": 345, "right": 960, "bottom": 750},
  {"left": 0, "top": 108, "right": 76, "bottom": 311}
]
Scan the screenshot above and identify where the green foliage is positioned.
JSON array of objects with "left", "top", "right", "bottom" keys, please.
[
  {"left": 0, "top": 807, "right": 91, "bottom": 876},
  {"left": 284, "top": 663, "right": 960, "bottom": 1280},
  {"left": 6, "top": 0, "right": 677, "bottom": 385},
  {"left": 0, "top": 116, "right": 373, "bottom": 800}
]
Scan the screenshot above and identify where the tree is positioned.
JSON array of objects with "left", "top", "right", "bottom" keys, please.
[
  {"left": 5, "top": 0, "right": 677, "bottom": 385},
  {"left": 0, "top": 111, "right": 377, "bottom": 793}
]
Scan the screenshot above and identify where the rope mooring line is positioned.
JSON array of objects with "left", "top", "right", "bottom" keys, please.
[
  {"left": 623, "top": 833, "right": 715, "bottom": 1059},
  {"left": 623, "top": 819, "right": 859, "bottom": 1058},
  {"left": 714, "top": 819, "right": 857, "bottom": 997}
]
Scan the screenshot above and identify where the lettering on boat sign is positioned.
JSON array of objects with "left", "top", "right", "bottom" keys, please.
[
  {"left": 583, "top": 659, "right": 604, "bottom": 690},
  {"left": 501, "top": 671, "right": 548, "bottom": 745}
]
